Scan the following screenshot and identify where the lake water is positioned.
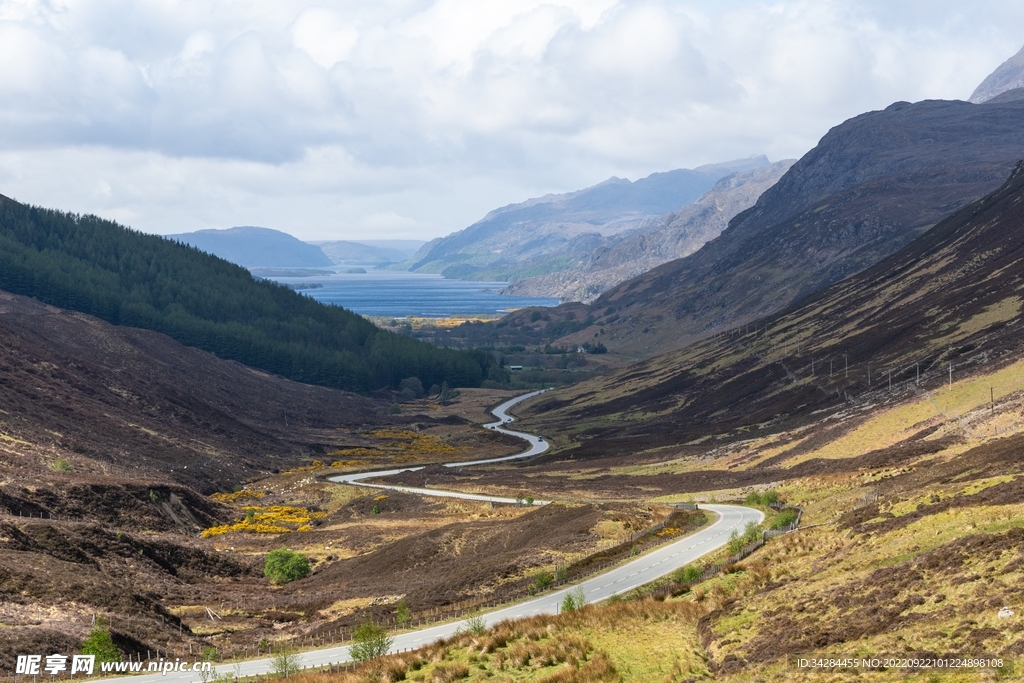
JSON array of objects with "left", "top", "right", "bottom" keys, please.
[{"left": 266, "top": 270, "right": 558, "bottom": 318}]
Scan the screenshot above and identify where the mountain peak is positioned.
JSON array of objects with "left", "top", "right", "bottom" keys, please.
[{"left": 969, "top": 44, "right": 1024, "bottom": 103}]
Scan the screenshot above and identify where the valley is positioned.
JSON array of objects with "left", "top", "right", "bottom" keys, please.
[{"left": 6, "top": 43, "right": 1024, "bottom": 683}]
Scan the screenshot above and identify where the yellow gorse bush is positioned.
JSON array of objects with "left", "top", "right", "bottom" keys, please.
[
  {"left": 201, "top": 505, "right": 327, "bottom": 538},
  {"left": 329, "top": 429, "right": 460, "bottom": 463},
  {"left": 282, "top": 460, "right": 328, "bottom": 474},
  {"left": 210, "top": 489, "right": 266, "bottom": 504}
]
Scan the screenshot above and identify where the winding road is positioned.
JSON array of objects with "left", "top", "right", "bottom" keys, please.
[
  {"left": 94, "top": 391, "right": 762, "bottom": 683},
  {"left": 329, "top": 389, "right": 552, "bottom": 504}
]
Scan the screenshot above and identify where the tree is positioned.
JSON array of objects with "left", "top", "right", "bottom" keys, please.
[
  {"left": 80, "top": 622, "right": 120, "bottom": 663},
  {"left": 349, "top": 621, "right": 393, "bottom": 663},
  {"left": 264, "top": 548, "right": 311, "bottom": 585},
  {"left": 270, "top": 648, "right": 301, "bottom": 678},
  {"left": 399, "top": 377, "right": 424, "bottom": 400},
  {"left": 561, "top": 586, "right": 586, "bottom": 613},
  {"left": 438, "top": 381, "right": 460, "bottom": 402},
  {"left": 395, "top": 600, "right": 411, "bottom": 627},
  {"left": 726, "top": 530, "right": 744, "bottom": 554}
]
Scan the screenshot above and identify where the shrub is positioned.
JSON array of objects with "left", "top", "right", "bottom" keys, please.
[
  {"left": 561, "top": 586, "right": 586, "bottom": 613},
  {"left": 80, "top": 624, "right": 120, "bottom": 663},
  {"left": 350, "top": 621, "right": 393, "bottom": 662},
  {"left": 263, "top": 548, "right": 311, "bottom": 585},
  {"left": 463, "top": 614, "right": 487, "bottom": 636},
  {"left": 270, "top": 648, "right": 300, "bottom": 678},
  {"left": 389, "top": 403, "right": 402, "bottom": 415},
  {"left": 763, "top": 489, "right": 780, "bottom": 505},
  {"left": 726, "top": 530, "right": 744, "bottom": 555},
  {"left": 399, "top": 376, "right": 424, "bottom": 400},
  {"left": 532, "top": 571, "right": 554, "bottom": 591},
  {"left": 50, "top": 458, "right": 72, "bottom": 473},
  {"left": 674, "top": 564, "right": 703, "bottom": 584},
  {"left": 439, "top": 381, "right": 460, "bottom": 402},
  {"left": 743, "top": 521, "right": 762, "bottom": 544},
  {"left": 771, "top": 509, "right": 798, "bottom": 529},
  {"left": 396, "top": 600, "right": 411, "bottom": 627},
  {"left": 744, "top": 491, "right": 762, "bottom": 506}
]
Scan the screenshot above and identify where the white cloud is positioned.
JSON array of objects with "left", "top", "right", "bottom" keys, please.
[{"left": 0, "top": 0, "right": 1022, "bottom": 240}]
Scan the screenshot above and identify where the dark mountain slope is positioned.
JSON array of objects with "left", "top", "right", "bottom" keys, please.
[
  {"left": 0, "top": 289, "right": 386, "bottom": 492},
  {"left": 0, "top": 194, "right": 493, "bottom": 391},
  {"left": 522, "top": 159, "right": 1024, "bottom": 454},
  {"left": 167, "top": 226, "right": 335, "bottom": 268},
  {"left": 569, "top": 98, "right": 1024, "bottom": 357}
]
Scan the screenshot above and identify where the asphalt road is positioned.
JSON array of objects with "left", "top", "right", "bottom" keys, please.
[
  {"left": 92, "top": 391, "right": 762, "bottom": 683},
  {"left": 329, "top": 389, "right": 553, "bottom": 504}
]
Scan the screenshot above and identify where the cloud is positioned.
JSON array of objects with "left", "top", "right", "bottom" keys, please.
[{"left": 0, "top": 0, "right": 1022, "bottom": 240}]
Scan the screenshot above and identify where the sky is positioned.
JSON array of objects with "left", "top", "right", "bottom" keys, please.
[{"left": 0, "top": 1, "right": 1022, "bottom": 242}]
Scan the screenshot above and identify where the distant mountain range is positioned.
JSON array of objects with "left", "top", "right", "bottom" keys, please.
[
  {"left": 167, "top": 228, "right": 425, "bottom": 269},
  {"left": 167, "top": 226, "right": 336, "bottom": 268},
  {"left": 313, "top": 239, "right": 425, "bottom": 265},
  {"left": 502, "top": 160, "right": 795, "bottom": 302},
  {"left": 402, "top": 156, "right": 772, "bottom": 286},
  {"left": 536, "top": 95, "right": 1024, "bottom": 357}
]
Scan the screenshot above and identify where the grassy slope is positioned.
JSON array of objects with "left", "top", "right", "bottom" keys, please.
[{"left": 291, "top": 358, "right": 1024, "bottom": 681}]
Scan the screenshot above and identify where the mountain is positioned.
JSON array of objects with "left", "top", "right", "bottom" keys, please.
[
  {"left": 314, "top": 239, "right": 426, "bottom": 265},
  {"left": 501, "top": 160, "right": 795, "bottom": 302},
  {"left": 0, "top": 289, "right": 386, "bottom": 493},
  {"left": 522, "top": 159, "right": 1024, "bottom": 453},
  {"left": 404, "top": 156, "right": 772, "bottom": 282},
  {"left": 0, "top": 195, "right": 495, "bottom": 392},
  {"left": 545, "top": 97, "right": 1024, "bottom": 357},
  {"left": 167, "top": 226, "right": 335, "bottom": 268},
  {"left": 969, "top": 43, "right": 1024, "bottom": 103}
]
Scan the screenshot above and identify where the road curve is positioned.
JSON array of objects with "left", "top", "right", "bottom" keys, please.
[
  {"left": 93, "top": 392, "right": 763, "bottom": 683},
  {"left": 329, "top": 389, "right": 553, "bottom": 504}
]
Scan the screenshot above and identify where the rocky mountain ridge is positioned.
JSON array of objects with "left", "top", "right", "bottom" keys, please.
[
  {"left": 501, "top": 160, "right": 794, "bottom": 302},
  {"left": 403, "top": 156, "right": 772, "bottom": 284},
  {"left": 970, "top": 43, "right": 1024, "bottom": 103}
]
